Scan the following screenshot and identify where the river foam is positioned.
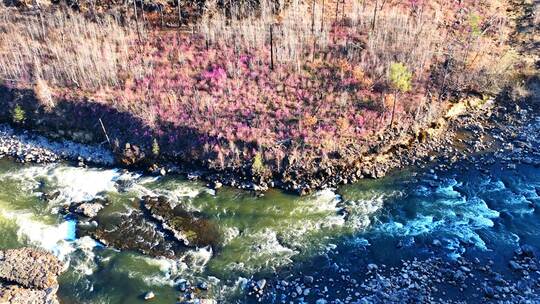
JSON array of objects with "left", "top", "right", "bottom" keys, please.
[{"left": 373, "top": 177, "right": 500, "bottom": 255}]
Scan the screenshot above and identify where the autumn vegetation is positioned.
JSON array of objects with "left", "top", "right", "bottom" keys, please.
[{"left": 0, "top": 0, "right": 520, "bottom": 187}]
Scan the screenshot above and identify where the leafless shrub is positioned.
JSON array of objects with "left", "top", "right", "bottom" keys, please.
[
  {"left": 200, "top": 0, "right": 329, "bottom": 67},
  {"left": 534, "top": 2, "right": 540, "bottom": 28},
  {"left": 347, "top": 4, "right": 441, "bottom": 85},
  {"left": 438, "top": 12, "right": 516, "bottom": 96},
  {"left": 0, "top": 7, "right": 134, "bottom": 90}
]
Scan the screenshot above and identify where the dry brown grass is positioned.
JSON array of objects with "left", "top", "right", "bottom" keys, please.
[
  {"left": 200, "top": 0, "right": 330, "bottom": 68},
  {"left": 0, "top": 6, "right": 134, "bottom": 90},
  {"left": 199, "top": 0, "right": 517, "bottom": 96},
  {"left": 534, "top": 1, "right": 540, "bottom": 27},
  {"left": 348, "top": 3, "right": 440, "bottom": 84},
  {"left": 33, "top": 78, "right": 54, "bottom": 111}
]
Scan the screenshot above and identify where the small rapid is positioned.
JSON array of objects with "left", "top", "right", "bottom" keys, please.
[
  {"left": 0, "top": 112, "right": 538, "bottom": 303},
  {"left": 0, "top": 159, "right": 391, "bottom": 302}
]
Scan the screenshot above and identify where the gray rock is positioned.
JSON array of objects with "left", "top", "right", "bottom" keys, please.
[
  {"left": 197, "top": 282, "right": 208, "bottom": 291},
  {"left": 303, "top": 275, "right": 314, "bottom": 284},
  {"left": 74, "top": 202, "right": 104, "bottom": 218},
  {"left": 520, "top": 245, "right": 535, "bottom": 258},
  {"left": 178, "top": 280, "right": 188, "bottom": 292},
  {"left": 509, "top": 260, "right": 523, "bottom": 271},
  {"left": 256, "top": 279, "right": 266, "bottom": 290},
  {"left": 0, "top": 285, "right": 59, "bottom": 304},
  {"left": 367, "top": 263, "right": 379, "bottom": 272},
  {"left": 212, "top": 181, "right": 223, "bottom": 190},
  {"left": 460, "top": 266, "right": 471, "bottom": 273},
  {"left": 0, "top": 248, "right": 64, "bottom": 304},
  {"left": 0, "top": 248, "right": 64, "bottom": 290},
  {"left": 143, "top": 291, "right": 155, "bottom": 300}
]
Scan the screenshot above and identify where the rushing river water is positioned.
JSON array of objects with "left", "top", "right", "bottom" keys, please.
[{"left": 0, "top": 121, "right": 539, "bottom": 303}]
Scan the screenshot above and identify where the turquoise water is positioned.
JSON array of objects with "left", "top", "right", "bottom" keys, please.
[{"left": 0, "top": 142, "right": 538, "bottom": 303}]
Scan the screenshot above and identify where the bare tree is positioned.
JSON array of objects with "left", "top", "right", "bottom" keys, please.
[
  {"left": 321, "top": 0, "right": 325, "bottom": 31},
  {"left": 371, "top": 0, "right": 388, "bottom": 31},
  {"left": 178, "top": 0, "right": 182, "bottom": 27},
  {"left": 133, "top": 0, "right": 141, "bottom": 42}
]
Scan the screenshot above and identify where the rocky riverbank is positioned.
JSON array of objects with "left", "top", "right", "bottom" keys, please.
[
  {"left": 0, "top": 248, "right": 65, "bottom": 304},
  {"left": 0, "top": 124, "right": 114, "bottom": 167},
  {"left": 244, "top": 77, "right": 540, "bottom": 304},
  {"left": 248, "top": 244, "right": 540, "bottom": 304},
  {"left": 0, "top": 94, "right": 517, "bottom": 196}
]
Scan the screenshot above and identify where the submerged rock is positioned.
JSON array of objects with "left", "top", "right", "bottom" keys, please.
[
  {"left": 78, "top": 209, "right": 186, "bottom": 259},
  {"left": 41, "top": 191, "right": 60, "bottom": 202},
  {"left": 142, "top": 196, "right": 220, "bottom": 247}
]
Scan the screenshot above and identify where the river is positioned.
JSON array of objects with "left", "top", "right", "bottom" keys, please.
[{"left": 0, "top": 117, "right": 539, "bottom": 303}]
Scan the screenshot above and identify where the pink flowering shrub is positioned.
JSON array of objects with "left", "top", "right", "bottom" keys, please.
[
  {"left": 106, "top": 30, "right": 422, "bottom": 172},
  {"left": 0, "top": 0, "right": 514, "bottom": 178}
]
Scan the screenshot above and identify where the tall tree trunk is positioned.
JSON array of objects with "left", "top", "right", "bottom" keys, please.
[
  {"left": 133, "top": 0, "right": 141, "bottom": 42},
  {"left": 140, "top": 1, "right": 146, "bottom": 25},
  {"left": 89, "top": 0, "right": 96, "bottom": 20},
  {"left": 311, "top": 0, "right": 316, "bottom": 62},
  {"left": 311, "top": 0, "right": 316, "bottom": 33},
  {"left": 371, "top": 0, "right": 378, "bottom": 31},
  {"left": 270, "top": 24, "right": 274, "bottom": 70},
  {"left": 321, "top": 0, "right": 325, "bottom": 31},
  {"left": 178, "top": 0, "right": 182, "bottom": 27},
  {"left": 335, "top": 0, "right": 339, "bottom": 23},
  {"left": 159, "top": 5, "right": 164, "bottom": 28}
]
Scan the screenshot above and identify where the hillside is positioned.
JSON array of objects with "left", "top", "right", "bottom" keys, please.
[{"left": 0, "top": 0, "right": 526, "bottom": 194}]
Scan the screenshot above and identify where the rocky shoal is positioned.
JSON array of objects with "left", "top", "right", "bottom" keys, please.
[{"left": 0, "top": 248, "right": 65, "bottom": 304}]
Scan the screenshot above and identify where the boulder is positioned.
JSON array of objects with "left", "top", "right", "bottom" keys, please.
[
  {"left": 0, "top": 284, "right": 58, "bottom": 304},
  {"left": 519, "top": 244, "right": 535, "bottom": 258},
  {"left": 117, "top": 143, "right": 146, "bottom": 166},
  {"left": 143, "top": 291, "right": 155, "bottom": 300},
  {"left": 142, "top": 196, "right": 220, "bottom": 247},
  {"left": 0, "top": 248, "right": 64, "bottom": 304},
  {"left": 77, "top": 209, "right": 185, "bottom": 259},
  {"left": 74, "top": 202, "right": 104, "bottom": 218},
  {"left": 0, "top": 248, "right": 64, "bottom": 290},
  {"left": 67, "top": 198, "right": 107, "bottom": 218}
]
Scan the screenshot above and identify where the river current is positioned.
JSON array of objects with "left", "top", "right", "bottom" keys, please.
[{"left": 0, "top": 119, "right": 538, "bottom": 303}]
